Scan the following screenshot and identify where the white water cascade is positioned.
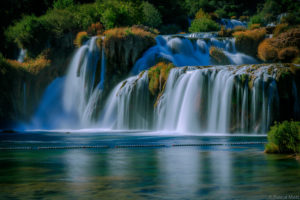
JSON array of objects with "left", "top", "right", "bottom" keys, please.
[
  {"left": 220, "top": 19, "right": 247, "bottom": 29},
  {"left": 155, "top": 66, "right": 280, "bottom": 133},
  {"left": 132, "top": 35, "right": 257, "bottom": 74},
  {"left": 17, "top": 49, "right": 26, "bottom": 63},
  {"left": 102, "top": 64, "right": 285, "bottom": 133},
  {"left": 98, "top": 71, "right": 152, "bottom": 130},
  {"left": 27, "top": 37, "right": 106, "bottom": 129},
  {"left": 24, "top": 34, "right": 299, "bottom": 134}
]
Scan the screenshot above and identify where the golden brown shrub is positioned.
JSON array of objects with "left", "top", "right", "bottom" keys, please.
[
  {"left": 258, "top": 39, "right": 279, "bottom": 61},
  {"left": 74, "top": 31, "right": 89, "bottom": 47},
  {"left": 278, "top": 47, "right": 299, "bottom": 62},
  {"left": 87, "top": 22, "right": 104, "bottom": 36},
  {"left": 6, "top": 54, "right": 51, "bottom": 74},
  {"left": 233, "top": 28, "right": 266, "bottom": 57},
  {"left": 249, "top": 23, "right": 261, "bottom": 30},
  {"left": 234, "top": 26, "right": 246, "bottom": 32},
  {"left": 271, "top": 28, "right": 300, "bottom": 48},
  {"left": 273, "top": 23, "right": 289, "bottom": 36}
]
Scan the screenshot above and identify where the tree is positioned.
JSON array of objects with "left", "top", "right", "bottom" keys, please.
[{"left": 142, "top": 2, "right": 162, "bottom": 28}]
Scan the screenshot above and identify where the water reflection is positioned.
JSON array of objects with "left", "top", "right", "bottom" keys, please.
[
  {"left": 0, "top": 137, "right": 300, "bottom": 199},
  {"left": 158, "top": 148, "right": 200, "bottom": 198}
]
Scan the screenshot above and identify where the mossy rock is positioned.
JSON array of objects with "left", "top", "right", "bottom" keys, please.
[
  {"left": 148, "top": 62, "right": 175, "bottom": 96},
  {"left": 209, "top": 46, "right": 230, "bottom": 65}
]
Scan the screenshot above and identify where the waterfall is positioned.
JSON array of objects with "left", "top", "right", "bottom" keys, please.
[
  {"left": 155, "top": 65, "right": 281, "bottom": 133},
  {"left": 98, "top": 72, "right": 152, "bottom": 130},
  {"left": 17, "top": 49, "right": 26, "bottom": 63},
  {"left": 24, "top": 33, "right": 299, "bottom": 134},
  {"left": 131, "top": 35, "right": 257, "bottom": 74},
  {"left": 220, "top": 19, "right": 247, "bottom": 29},
  {"left": 27, "top": 37, "right": 106, "bottom": 129}
]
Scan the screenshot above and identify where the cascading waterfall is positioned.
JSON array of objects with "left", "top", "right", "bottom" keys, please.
[
  {"left": 17, "top": 49, "right": 26, "bottom": 63},
  {"left": 155, "top": 65, "right": 281, "bottom": 133},
  {"left": 27, "top": 37, "right": 106, "bottom": 129},
  {"left": 220, "top": 19, "right": 247, "bottom": 29},
  {"left": 98, "top": 72, "right": 152, "bottom": 130},
  {"left": 25, "top": 33, "right": 299, "bottom": 134},
  {"left": 131, "top": 35, "right": 257, "bottom": 74}
]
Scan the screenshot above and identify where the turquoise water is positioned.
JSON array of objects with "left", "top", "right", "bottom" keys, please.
[{"left": 0, "top": 131, "right": 299, "bottom": 199}]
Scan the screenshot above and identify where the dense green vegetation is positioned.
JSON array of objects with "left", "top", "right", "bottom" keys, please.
[
  {"left": 265, "top": 121, "right": 300, "bottom": 154},
  {"left": 1, "top": 0, "right": 299, "bottom": 59}
]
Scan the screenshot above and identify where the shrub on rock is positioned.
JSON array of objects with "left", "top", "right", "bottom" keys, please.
[
  {"left": 87, "top": 22, "right": 104, "bottom": 36},
  {"left": 148, "top": 62, "right": 174, "bottom": 96},
  {"left": 258, "top": 28, "right": 300, "bottom": 62},
  {"left": 258, "top": 39, "right": 279, "bottom": 61},
  {"left": 278, "top": 47, "right": 299, "bottom": 62},
  {"left": 233, "top": 28, "right": 266, "bottom": 57},
  {"left": 189, "top": 18, "right": 220, "bottom": 32},
  {"left": 209, "top": 46, "right": 230, "bottom": 65},
  {"left": 273, "top": 23, "right": 289, "bottom": 37},
  {"left": 189, "top": 8, "right": 220, "bottom": 33},
  {"left": 249, "top": 23, "right": 261, "bottom": 30},
  {"left": 265, "top": 121, "right": 300, "bottom": 154}
]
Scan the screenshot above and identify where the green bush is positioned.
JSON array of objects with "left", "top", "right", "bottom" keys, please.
[
  {"left": 53, "top": 0, "right": 74, "bottom": 9},
  {"left": 248, "top": 14, "right": 264, "bottom": 27},
  {"left": 141, "top": 2, "right": 162, "bottom": 28},
  {"left": 5, "top": 15, "right": 49, "bottom": 57},
  {"left": 97, "top": 0, "right": 141, "bottom": 29},
  {"left": 71, "top": 4, "right": 101, "bottom": 30},
  {"left": 5, "top": 3, "right": 100, "bottom": 57},
  {"left": 189, "top": 18, "right": 220, "bottom": 32},
  {"left": 41, "top": 9, "right": 78, "bottom": 38},
  {"left": 265, "top": 121, "right": 300, "bottom": 154}
]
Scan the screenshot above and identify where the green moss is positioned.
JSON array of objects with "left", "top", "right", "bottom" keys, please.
[
  {"left": 148, "top": 62, "right": 174, "bottom": 96},
  {"left": 265, "top": 121, "right": 300, "bottom": 154}
]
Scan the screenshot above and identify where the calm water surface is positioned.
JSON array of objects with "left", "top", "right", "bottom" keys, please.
[{"left": 0, "top": 131, "right": 299, "bottom": 199}]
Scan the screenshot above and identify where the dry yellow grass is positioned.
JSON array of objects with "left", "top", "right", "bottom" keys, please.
[
  {"left": 104, "top": 27, "right": 155, "bottom": 39},
  {"left": 6, "top": 55, "right": 51, "bottom": 74}
]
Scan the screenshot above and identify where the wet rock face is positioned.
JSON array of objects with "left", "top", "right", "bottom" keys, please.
[
  {"left": 103, "top": 27, "right": 156, "bottom": 97},
  {"left": 0, "top": 50, "right": 73, "bottom": 128}
]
